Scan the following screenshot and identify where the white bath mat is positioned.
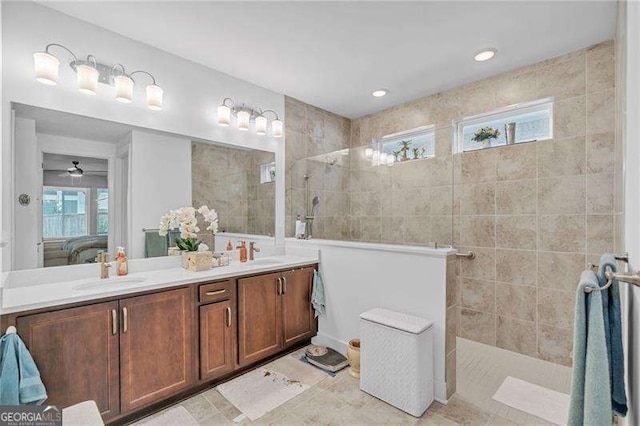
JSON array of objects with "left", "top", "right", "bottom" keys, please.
[
  {"left": 493, "top": 376, "right": 570, "bottom": 426},
  {"left": 136, "top": 405, "right": 198, "bottom": 426},
  {"left": 217, "top": 355, "right": 324, "bottom": 421}
]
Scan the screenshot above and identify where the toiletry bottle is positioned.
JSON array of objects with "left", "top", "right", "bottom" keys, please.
[
  {"left": 116, "top": 246, "right": 128, "bottom": 276},
  {"left": 226, "top": 239, "right": 233, "bottom": 251},
  {"left": 239, "top": 241, "right": 248, "bottom": 263},
  {"left": 295, "top": 215, "right": 302, "bottom": 239}
]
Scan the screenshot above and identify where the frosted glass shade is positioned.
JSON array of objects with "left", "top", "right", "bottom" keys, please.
[
  {"left": 33, "top": 52, "right": 60, "bottom": 85},
  {"left": 146, "top": 84, "right": 163, "bottom": 110},
  {"left": 365, "top": 148, "right": 373, "bottom": 158},
  {"left": 271, "top": 119, "right": 283, "bottom": 138},
  {"left": 217, "top": 105, "right": 231, "bottom": 127},
  {"left": 114, "top": 75, "right": 134, "bottom": 103},
  {"left": 255, "top": 116, "right": 268, "bottom": 135},
  {"left": 77, "top": 64, "right": 99, "bottom": 95},
  {"left": 237, "top": 110, "right": 250, "bottom": 131}
]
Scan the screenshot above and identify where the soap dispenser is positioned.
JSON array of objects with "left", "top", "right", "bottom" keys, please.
[
  {"left": 115, "top": 246, "right": 128, "bottom": 276},
  {"left": 238, "top": 241, "right": 248, "bottom": 263}
]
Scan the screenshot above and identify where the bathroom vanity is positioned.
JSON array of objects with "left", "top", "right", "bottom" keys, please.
[{"left": 0, "top": 256, "right": 318, "bottom": 424}]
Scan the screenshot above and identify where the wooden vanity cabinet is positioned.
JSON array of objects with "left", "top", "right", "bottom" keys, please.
[
  {"left": 119, "top": 287, "right": 194, "bottom": 412},
  {"left": 199, "top": 299, "right": 235, "bottom": 381},
  {"left": 16, "top": 301, "right": 121, "bottom": 420},
  {"left": 237, "top": 267, "right": 316, "bottom": 367}
]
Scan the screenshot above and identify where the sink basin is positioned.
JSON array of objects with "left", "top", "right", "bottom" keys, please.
[
  {"left": 73, "top": 277, "right": 147, "bottom": 291},
  {"left": 250, "top": 259, "right": 285, "bottom": 266}
]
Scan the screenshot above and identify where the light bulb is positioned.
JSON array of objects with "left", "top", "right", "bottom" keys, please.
[
  {"left": 146, "top": 84, "right": 163, "bottom": 110},
  {"left": 77, "top": 64, "right": 99, "bottom": 95},
  {"left": 365, "top": 148, "right": 373, "bottom": 158},
  {"left": 271, "top": 119, "right": 283, "bottom": 138},
  {"left": 114, "top": 75, "right": 134, "bottom": 103},
  {"left": 33, "top": 52, "right": 60, "bottom": 85},
  {"left": 217, "top": 104, "right": 231, "bottom": 127},
  {"left": 237, "top": 110, "right": 250, "bottom": 131},
  {"left": 255, "top": 116, "right": 268, "bottom": 135}
]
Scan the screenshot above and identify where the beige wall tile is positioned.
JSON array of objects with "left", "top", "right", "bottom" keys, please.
[
  {"left": 538, "top": 288, "right": 574, "bottom": 329},
  {"left": 447, "top": 261, "right": 458, "bottom": 309},
  {"left": 460, "top": 216, "right": 496, "bottom": 248},
  {"left": 537, "top": 137, "right": 586, "bottom": 177},
  {"left": 381, "top": 217, "right": 404, "bottom": 244},
  {"left": 460, "top": 278, "right": 495, "bottom": 312},
  {"left": 554, "top": 96, "right": 586, "bottom": 139},
  {"left": 460, "top": 247, "right": 496, "bottom": 280},
  {"left": 496, "top": 215, "right": 537, "bottom": 250},
  {"left": 430, "top": 186, "right": 454, "bottom": 216},
  {"left": 455, "top": 150, "right": 496, "bottom": 184},
  {"left": 403, "top": 216, "right": 431, "bottom": 245},
  {"left": 360, "top": 217, "right": 381, "bottom": 242},
  {"left": 538, "top": 324, "right": 573, "bottom": 367},
  {"left": 496, "top": 283, "right": 536, "bottom": 322},
  {"left": 496, "top": 180, "right": 537, "bottom": 215},
  {"left": 496, "top": 249, "right": 537, "bottom": 286},
  {"left": 495, "top": 143, "right": 537, "bottom": 180},
  {"left": 538, "top": 215, "right": 586, "bottom": 252},
  {"left": 497, "top": 316, "right": 537, "bottom": 357},
  {"left": 446, "top": 350, "right": 457, "bottom": 399},
  {"left": 586, "top": 132, "right": 615, "bottom": 174},
  {"left": 586, "top": 45, "right": 615, "bottom": 94},
  {"left": 446, "top": 306, "right": 458, "bottom": 355},
  {"left": 495, "top": 69, "right": 538, "bottom": 107},
  {"left": 538, "top": 251, "right": 586, "bottom": 292},
  {"left": 586, "top": 173, "right": 614, "bottom": 213},
  {"left": 432, "top": 216, "right": 454, "bottom": 246},
  {"left": 537, "top": 53, "right": 586, "bottom": 101},
  {"left": 586, "top": 90, "right": 615, "bottom": 135},
  {"left": 586, "top": 214, "right": 614, "bottom": 255},
  {"left": 458, "top": 183, "right": 496, "bottom": 215},
  {"left": 538, "top": 175, "right": 586, "bottom": 214},
  {"left": 459, "top": 308, "right": 496, "bottom": 346}
]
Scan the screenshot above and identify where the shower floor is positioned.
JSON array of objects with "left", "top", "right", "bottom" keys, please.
[{"left": 456, "top": 337, "right": 572, "bottom": 425}]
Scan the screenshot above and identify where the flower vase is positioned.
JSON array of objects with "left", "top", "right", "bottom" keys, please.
[
  {"left": 347, "top": 339, "right": 361, "bottom": 378},
  {"left": 182, "top": 251, "right": 213, "bottom": 272},
  {"left": 482, "top": 139, "right": 491, "bottom": 148}
]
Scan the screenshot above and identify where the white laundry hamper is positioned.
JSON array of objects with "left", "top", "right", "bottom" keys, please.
[{"left": 359, "top": 308, "right": 434, "bottom": 417}]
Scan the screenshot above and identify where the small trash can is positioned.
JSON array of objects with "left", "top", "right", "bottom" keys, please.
[{"left": 359, "top": 308, "right": 434, "bottom": 417}]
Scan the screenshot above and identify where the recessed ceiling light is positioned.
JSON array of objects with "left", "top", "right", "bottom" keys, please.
[
  {"left": 474, "top": 48, "right": 497, "bottom": 62},
  {"left": 372, "top": 89, "right": 388, "bottom": 97}
]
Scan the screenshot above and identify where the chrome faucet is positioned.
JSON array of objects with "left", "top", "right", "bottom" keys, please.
[
  {"left": 249, "top": 242, "right": 260, "bottom": 260},
  {"left": 97, "top": 252, "right": 111, "bottom": 279}
]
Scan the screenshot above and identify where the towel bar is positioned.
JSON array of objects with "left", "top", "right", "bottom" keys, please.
[
  {"left": 584, "top": 264, "right": 640, "bottom": 293},
  {"left": 456, "top": 251, "right": 475, "bottom": 259}
]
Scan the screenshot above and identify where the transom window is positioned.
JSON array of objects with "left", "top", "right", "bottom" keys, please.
[
  {"left": 454, "top": 98, "right": 553, "bottom": 153},
  {"left": 369, "top": 125, "right": 435, "bottom": 166}
]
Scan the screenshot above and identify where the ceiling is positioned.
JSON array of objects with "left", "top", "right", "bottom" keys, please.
[
  {"left": 14, "top": 103, "right": 132, "bottom": 143},
  {"left": 41, "top": 1, "right": 616, "bottom": 119}
]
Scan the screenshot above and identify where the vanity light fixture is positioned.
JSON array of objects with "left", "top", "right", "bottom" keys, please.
[
  {"left": 474, "top": 48, "right": 497, "bottom": 62},
  {"left": 372, "top": 89, "right": 388, "bottom": 97},
  {"left": 33, "top": 43, "right": 163, "bottom": 110},
  {"left": 365, "top": 148, "right": 374, "bottom": 158},
  {"left": 217, "top": 98, "right": 283, "bottom": 138}
]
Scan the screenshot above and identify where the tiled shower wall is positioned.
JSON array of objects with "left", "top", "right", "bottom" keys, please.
[
  {"left": 284, "top": 41, "right": 619, "bottom": 366},
  {"left": 192, "top": 142, "right": 275, "bottom": 246}
]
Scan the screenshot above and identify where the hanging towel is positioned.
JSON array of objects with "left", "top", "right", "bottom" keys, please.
[
  {"left": 0, "top": 332, "right": 47, "bottom": 405},
  {"left": 144, "top": 230, "right": 168, "bottom": 258},
  {"left": 597, "top": 254, "right": 628, "bottom": 417},
  {"left": 568, "top": 270, "right": 612, "bottom": 426},
  {"left": 311, "top": 270, "right": 326, "bottom": 318}
]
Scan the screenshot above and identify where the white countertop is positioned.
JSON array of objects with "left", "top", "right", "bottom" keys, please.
[{"left": 1, "top": 254, "right": 318, "bottom": 315}]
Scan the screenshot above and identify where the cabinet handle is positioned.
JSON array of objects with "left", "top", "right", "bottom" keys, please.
[
  {"left": 206, "top": 289, "right": 226, "bottom": 296},
  {"left": 226, "top": 307, "right": 232, "bottom": 327},
  {"left": 277, "top": 277, "right": 282, "bottom": 295},
  {"left": 122, "top": 307, "right": 128, "bottom": 334},
  {"left": 282, "top": 276, "right": 287, "bottom": 294},
  {"left": 111, "top": 309, "right": 118, "bottom": 335}
]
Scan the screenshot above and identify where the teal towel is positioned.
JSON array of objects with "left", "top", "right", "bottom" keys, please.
[
  {"left": 568, "top": 270, "right": 612, "bottom": 426},
  {"left": 144, "top": 231, "right": 168, "bottom": 258},
  {"left": 312, "top": 270, "right": 325, "bottom": 318},
  {"left": 0, "top": 333, "right": 47, "bottom": 405},
  {"left": 597, "top": 254, "right": 627, "bottom": 416}
]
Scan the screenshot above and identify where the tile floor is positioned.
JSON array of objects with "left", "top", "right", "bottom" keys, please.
[{"left": 132, "top": 338, "right": 572, "bottom": 425}]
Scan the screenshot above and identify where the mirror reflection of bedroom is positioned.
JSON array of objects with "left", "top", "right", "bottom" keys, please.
[{"left": 42, "top": 154, "right": 109, "bottom": 267}]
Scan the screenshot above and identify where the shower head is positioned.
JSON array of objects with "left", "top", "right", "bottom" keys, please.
[{"left": 311, "top": 196, "right": 320, "bottom": 215}]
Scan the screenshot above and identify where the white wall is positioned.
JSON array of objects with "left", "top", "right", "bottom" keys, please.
[
  {"left": 286, "top": 239, "right": 451, "bottom": 403},
  {"left": 13, "top": 118, "right": 39, "bottom": 270},
  {"left": 622, "top": 1, "right": 640, "bottom": 424},
  {"left": 1, "top": 1, "right": 286, "bottom": 271},
  {"left": 128, "top": 130, "right": 191, "bottom": 259}
]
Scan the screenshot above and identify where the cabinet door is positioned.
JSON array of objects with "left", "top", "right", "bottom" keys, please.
[
  {"left": 282, "top": 267, "right": 317, "bottom": 347},
  {"left": 120, "top": 287, "right": 194, "bottom": 412},
  {"left": 237, "top": 273, "right": 281, "bottom": 367},
  {"left": 199, "top": 300, "right": 235, "bottom": 381},
  {"left": 16, "top": 302, "right": 120, "bottom": 420}
]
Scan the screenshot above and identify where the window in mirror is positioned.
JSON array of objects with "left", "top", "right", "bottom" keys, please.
[
  {"left": 42, "top": 187, "right": 89, "bottom": 238},
  {"left": 260, "top": 161, "right": 276, "bottom": 184},
  {"left": 97, "top": 188, "right": 109, "bottom": 235}
]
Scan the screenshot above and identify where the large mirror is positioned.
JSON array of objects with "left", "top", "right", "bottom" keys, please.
[{"left": 10, "top": 103, "right": 276, "bottom": 270}]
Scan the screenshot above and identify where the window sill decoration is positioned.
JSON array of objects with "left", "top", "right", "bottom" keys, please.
[
  {"left": 365, "top": 125, "right": 436, "bottom": 166},
  {"left": 33, "top": 43, "right": 163, "bottom": 110},
  {"left": 453, "top": 98, "right": 553, "bottom": 153}
]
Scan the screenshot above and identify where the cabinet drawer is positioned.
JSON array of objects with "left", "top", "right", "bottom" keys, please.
[{"left": 199, "top": 280, "right": 233, "bottom": 303}]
